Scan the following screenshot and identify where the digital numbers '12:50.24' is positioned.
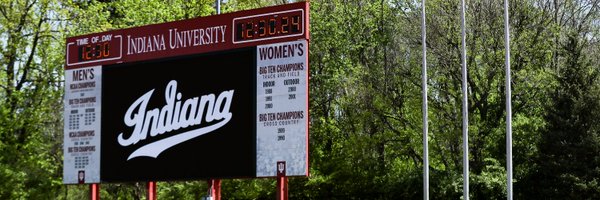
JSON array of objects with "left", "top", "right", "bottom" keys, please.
[{"left": 235, "top": 12, "right": 302, "bottom": 42}]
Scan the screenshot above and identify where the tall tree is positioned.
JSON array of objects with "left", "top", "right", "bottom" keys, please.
[
  {"left": 0, "top": 0, "right": 66, "bottom": 199},
  {"left": 523, "top": 0, "right": 600, "bottom": 198}
]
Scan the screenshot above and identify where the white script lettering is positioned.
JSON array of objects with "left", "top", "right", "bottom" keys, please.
[{"left": 117, "top": 80, "right": 234, "bottom": 160}]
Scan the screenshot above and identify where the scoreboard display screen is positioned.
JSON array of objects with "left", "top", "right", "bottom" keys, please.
[{"left": 63, "top": 2, "right": 309, "bottom": 184}]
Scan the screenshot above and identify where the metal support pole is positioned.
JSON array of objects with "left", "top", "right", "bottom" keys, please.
[
  {"left": 460, "top": 0, "right": 469, "bottom": 199},
  {"left": 276, "top": 161, "right": 288, "bottom": 200},
  {"left": 216, "top": 0, "right": 221, "bottom": 14},
  {"left": 147, "top": 182, "right": 156, "bottom": 200},
  {"left": 209, "top": 179, "right": 221, "bottom": 200},
  {"left": 421, "top": 0, "right": 429, "bottom": 199},
  {"left": 90, "top": 184, "right": 100, "bottom": 200},
  {"left": 277, "top": 176, "right": 288, "bottom": 200},
  {"left": 503, "top": 0, "right": 513, "bottom": 199}
]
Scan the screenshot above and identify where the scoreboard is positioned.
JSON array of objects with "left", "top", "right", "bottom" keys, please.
[{"left": 63, "top": 2, "right": 309, "bottom": 184}]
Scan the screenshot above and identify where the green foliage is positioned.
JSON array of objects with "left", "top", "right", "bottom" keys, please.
[
  {"left": 517, "top": 1, "right": 600, "bottom": 199},
  {"left": 0, "top": 0, "right": 65, "bottom": 199},
  {"left": 221, "top": 179, "right": 275, "bottom": 199}
]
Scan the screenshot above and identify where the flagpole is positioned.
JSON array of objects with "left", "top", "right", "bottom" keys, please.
[
  {"left": 459, "top": 0, "right": 469, "bottom": 199},
  {"left": 421, "top": 0, "right": 429, "bottom": 199},
  {"left": 503, "top": 0, "right": 513, "bottom": 199},
  {"left": 216, "top": 0, "right": 221, "bottom": 14}
]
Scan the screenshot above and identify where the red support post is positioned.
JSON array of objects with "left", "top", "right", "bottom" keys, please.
[
  {"left": 276, "top": 161, "right": 288, "bottom": 200},
  {"left": 90, "top": 183, "right": 100, "bottom": 200},
  {"left": 147, "top": 182, "right": 157, "bottom": 200},
  {"left": 209, "top": 179, "right": 221, "bottom": 200},
  {"left": 276, "top": 176, "right": 288, "bottom": 200}
]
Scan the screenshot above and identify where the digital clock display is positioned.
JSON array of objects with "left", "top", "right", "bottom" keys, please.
[
  {"left": 233, "top": 9, "right": 304, "bottom": 43},
  {"left": 78, "top": 42, "right": 111, "bottom": 61}
]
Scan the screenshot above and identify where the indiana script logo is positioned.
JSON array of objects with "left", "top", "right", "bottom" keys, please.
[{"left": 117, "top": 80, "right": 234, "bottom": 160}]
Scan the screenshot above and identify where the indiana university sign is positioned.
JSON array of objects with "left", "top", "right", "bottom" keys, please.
[{"left": 63, "top": 2, "right": 310, "bottom": 184}]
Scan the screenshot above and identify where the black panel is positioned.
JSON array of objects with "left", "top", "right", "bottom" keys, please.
[{"left": 101, "top": 48, "right": 256, "bottom": 182}]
